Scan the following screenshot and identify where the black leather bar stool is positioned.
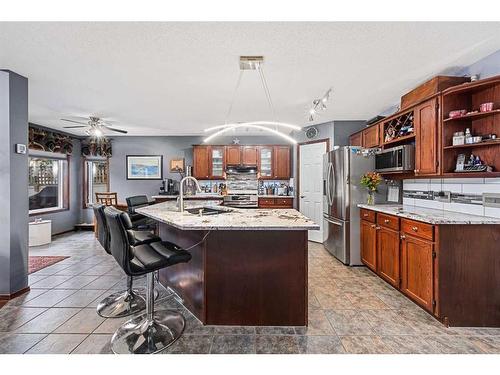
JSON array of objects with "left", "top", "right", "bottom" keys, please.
[
  {"left": 126, "top": 195, "right": 157, "bottom": 230},
  {"left": 93, "top": 204, "right": 161, "bottom": 318},
  {"left": 104, "top": 206, "right": 191, "bottom": 354}
]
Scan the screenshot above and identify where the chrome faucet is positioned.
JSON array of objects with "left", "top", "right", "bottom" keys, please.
[{"left": 177, "top": 176, "right": 202, "bottom": 212}]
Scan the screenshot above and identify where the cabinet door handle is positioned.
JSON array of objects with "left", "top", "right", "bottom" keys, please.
[
  {"left": 384, "top": 219, "right": 390, "bottom": 224},
  {"left": 363, "top": 213, "right": 369, "bottom": 217},
  {"left": 412, "top": 226, "right": 418, "bottom": 232},
  {"left": 400, "top": 234, "right": 406, "bottom": 240},
  {"left": 375, "top": 226, "right": 381, "bottom": 230},
  {"left": 370, "top": 224, "right": 376, "bottom": 228}
]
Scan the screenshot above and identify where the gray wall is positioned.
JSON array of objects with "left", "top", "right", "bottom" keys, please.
[
  {"left": 0, "top": 70, "right": 29, "bottom": 295},
  {"left": 31, "top": 139, "right": 83, "bottom": 235},
  {"left": 459, "top": 49, "right": 500, "bottom": 79}
]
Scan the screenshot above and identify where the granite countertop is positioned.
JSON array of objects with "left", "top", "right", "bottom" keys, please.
[
  {"left": 137, "top": 200, "right": 319, "bottom": 231},
  {"left": 358, "top": 204, "right": 500, "bottom": 225}
]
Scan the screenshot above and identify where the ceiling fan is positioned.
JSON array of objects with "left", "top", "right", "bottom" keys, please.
[{"left": 61, "top": 116, "right": 127, "bottom": 136}]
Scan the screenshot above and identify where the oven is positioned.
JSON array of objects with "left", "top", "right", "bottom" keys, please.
[
  {"left": 375, "top": 144, "right": 415, "bottom": 173},
  {"left": 223, "top": 194, "right": 258, "bottom": 208}
]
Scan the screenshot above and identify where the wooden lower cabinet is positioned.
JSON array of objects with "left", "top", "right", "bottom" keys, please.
[
  {"left": 360, "top": 208, "right": 500, "bottom": 327},
  {"left": 360, "top": 220, "right": 377, "bottom": 272},
  {"left": 376, "top": 226, "right": 400, "bottom": 288},
  {"left": 258, "top": 197, "right": 293, "bottom": 208},
  {"left": 400, "top": 234, "right": 434, "bottom": 311}
]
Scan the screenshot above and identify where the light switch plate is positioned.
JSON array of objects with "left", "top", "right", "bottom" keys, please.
[{"left": 15, "top": 144, "right": 27, "bottom": 154}]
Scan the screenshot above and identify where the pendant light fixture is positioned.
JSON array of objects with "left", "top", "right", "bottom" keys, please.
[{"left": 203, "top": 56, "right": 300, "bottom": 144}]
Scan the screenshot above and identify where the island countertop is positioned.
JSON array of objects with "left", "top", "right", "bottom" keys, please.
[
  {"left": 358, "top": 204, "right": 500, "bottom": 225},
  {"left": 136, "top": 200, "right": 319, "bottom": 231}
]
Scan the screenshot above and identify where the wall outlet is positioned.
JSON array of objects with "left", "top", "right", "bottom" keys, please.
[{"left": 15, "top": 144, "right": 27, "bottom": 154}]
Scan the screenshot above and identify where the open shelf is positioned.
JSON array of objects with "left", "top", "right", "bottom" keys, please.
[
  {"left": 443, "top": 109, "right": 500, "bottom": 123},
  {"left": 443, "top": 140, "right": 500, "bottom": 150},
  {"left": 382, "top": 133, "right": 415, "bottom": 147}
]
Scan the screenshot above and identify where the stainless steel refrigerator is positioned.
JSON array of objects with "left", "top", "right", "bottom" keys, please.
[{"left": 323, "top": 146, "right": 386, "bottom": 265}]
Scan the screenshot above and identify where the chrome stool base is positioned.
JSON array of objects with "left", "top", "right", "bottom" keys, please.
[
  {"left": 111, "top": 310, "right": 186, "bottom": 354},
  {"left": 96, "top": 290, "right": 146, "bottom": 318}
]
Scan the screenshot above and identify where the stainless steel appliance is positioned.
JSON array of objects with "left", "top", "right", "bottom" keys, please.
[
  {"left": 323, "top": 146, "right": 388, "bottom": 265},
  {"left": 159, "top": 178, "right": 179, "bottom": 195},
  {"left": 224, "top": 165, "right": 258, "bottom": 208},
  {"left": 375, "top": 144, "right": 415, "bottom": 173}
]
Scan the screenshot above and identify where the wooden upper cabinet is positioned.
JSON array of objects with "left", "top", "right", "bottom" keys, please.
[
  {"left": 401, "top": 234, "right": 434, "bottom": 312},
  {"left": 225, "top": 146, "right": 241, "bottom": 165},
  {"left": 360, "top": 220, "right": 377, "bottom": 272},
  {"left": 273, "top": 146, "right": 291, "bottom": 179},
  {"left": 377, "top": 226, "right": 400, "bottom": 288},
  {"left": 242, "top": 146, "right": 258, "bottom": 165},
  {"left": 193, "top": 146, "right": 210, "bottom": 179},
  {"left": 415, "top": 98, "right": 439, "bottom": 176},
  {"left": 362, "top": 124, "right": 380, "bottom": 148},
  {"left": 258, "top": 146, "right": 274, "bottom": 179},
  {"left": 349, "top": 132, "right": 362, "bottom": 147},
  {"left": 210, "top": 146, "right": 225, "bottom": 178}
]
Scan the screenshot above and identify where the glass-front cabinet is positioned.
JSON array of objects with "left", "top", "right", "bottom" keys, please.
[
  {"left": 210, "top": 146, "right": 225, "bottom": 178},
  {"left": 259, "top": 146, "right": 273, "bottom": 178}
]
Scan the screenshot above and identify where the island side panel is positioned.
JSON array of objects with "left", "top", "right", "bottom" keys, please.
[
  {"left": 158, "top": 223, "right": 207, "bottom": 323},
  {"left": 438, "top": 224, "right": 500, "bottom": 327},
  {"left": 205, "top": 230, "right": 308, "bottom": 326}
]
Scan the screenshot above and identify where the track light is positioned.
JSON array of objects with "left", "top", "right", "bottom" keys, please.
[{"left": 308, "top": 88, "right": 333, "bottom": 122}]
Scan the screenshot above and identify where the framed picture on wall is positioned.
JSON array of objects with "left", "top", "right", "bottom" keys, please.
[{"left": 126, "top": 155, "right": 163, "bottom": 180}]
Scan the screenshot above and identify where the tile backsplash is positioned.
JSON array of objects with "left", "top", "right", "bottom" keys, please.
[{"left": 403, "top": 178, "right": 500, "bottom": 218}]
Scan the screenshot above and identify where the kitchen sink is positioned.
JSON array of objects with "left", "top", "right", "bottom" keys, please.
[{"left": 185, "top": 207, "right": 231, "bottom": 216}]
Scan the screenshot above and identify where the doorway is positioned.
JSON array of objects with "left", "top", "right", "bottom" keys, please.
[{"left": 297, "top": 139, "right": 329, "bottom": 243}]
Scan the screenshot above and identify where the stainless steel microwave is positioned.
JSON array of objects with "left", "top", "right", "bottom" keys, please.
[{"left": 375, "top": 144, "right": 415, "bottom": 173}]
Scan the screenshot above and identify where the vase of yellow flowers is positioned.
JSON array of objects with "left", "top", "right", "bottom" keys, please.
[{"left": 360, "top": 171, "right": 382, "bottom": 205}]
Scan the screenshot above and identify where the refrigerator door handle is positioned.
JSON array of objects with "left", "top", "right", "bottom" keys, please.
[
  {"left": 323, "top": 215, "right": 343, "bottom": 226},
  {"left": 326, "top": 162, "right": 332, "bottom": 206},
  {"left": 328, "top": 162, "right": 335, "bottom": 206}
]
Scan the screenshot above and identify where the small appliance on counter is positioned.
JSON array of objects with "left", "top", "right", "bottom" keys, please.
[{"left": 159, "top": 178, "right": 179, "bottom": 195}]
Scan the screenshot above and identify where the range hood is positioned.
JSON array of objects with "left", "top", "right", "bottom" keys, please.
[{"left": 226, "top": 165, "right": 258, "bottom": 174}]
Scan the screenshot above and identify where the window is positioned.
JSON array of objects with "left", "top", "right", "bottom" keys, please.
[
  {"left": 83, "top": 159, "right": 109, "bottom": 207},
  {"left": 29, "top": 156, "right": 69, "bottom": 214}
]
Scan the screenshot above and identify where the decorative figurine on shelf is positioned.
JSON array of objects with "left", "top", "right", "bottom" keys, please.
[
  {"left": 360, "top": 171, "right": 382, "bottom": 205},
  {"left": 385, "top": 125, "right": 396, "bottom": 142}
]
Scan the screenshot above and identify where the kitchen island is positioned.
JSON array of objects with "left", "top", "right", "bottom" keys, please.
[{"left": 137, "top": 201, "right": 319, "bottom": 326}]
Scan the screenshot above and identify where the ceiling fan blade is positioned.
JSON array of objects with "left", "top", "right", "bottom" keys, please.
[
  {"left": 103, "top": 125, "right": 128, "bottom": 134},
  {"left": 61, "top": 118, "right": 88, "bottom": 125},
  {"left": 63, "top": 125, "right": 87, "bottom": 128}
]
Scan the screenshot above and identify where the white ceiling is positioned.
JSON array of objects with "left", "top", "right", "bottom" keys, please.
[{"left": 1, "top": 22, "right": 500, "bottom": 136}]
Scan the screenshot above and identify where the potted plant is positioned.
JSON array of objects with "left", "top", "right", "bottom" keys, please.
[{"left": 360, "top": 171, "right": 382, "bottom": 205}]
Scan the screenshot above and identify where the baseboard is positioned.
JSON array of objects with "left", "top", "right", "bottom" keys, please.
[{"left": 0, "top": 286, "right": 30, "bottom": 301}]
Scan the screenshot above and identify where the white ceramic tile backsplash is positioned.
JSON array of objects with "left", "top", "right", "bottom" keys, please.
[
  {"left": 403, "top": 177, "right": 500, "bottom": 218},
  {"left": 485, "top": 207, "right": 500, "bottom": 218}
]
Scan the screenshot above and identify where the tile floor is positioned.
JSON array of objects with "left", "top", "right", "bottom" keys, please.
[{"left": 1, "top": 231, "right": 499, "bottom": 354}]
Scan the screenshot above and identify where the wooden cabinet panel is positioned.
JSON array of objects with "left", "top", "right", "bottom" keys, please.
[
  {"left": 401, "top": 234, "right": 434, "bottom": 312},
  {"left": 360, "top": 220, "right": 377, "bottom": 272},
  {"left": 362, "top": 124, "right": 380, "bottom": 148},
  {"left": 349, "top": 132, "right": 362, "bottom": 146},
  {"left": 360, "top": 208, "right": 376, "bottom": 223},
  {"left": 193, "top": 146, "right": 210, "bottom": 179},
  {"left": 242, "top": 146, "right": 258, "bottom": 165},
  {"left": 275, "top": 198, "right": 293, "bottom": 208},
  {"left": 273, "top": 146, "right": 291, "bottom": 179},
  {"left": 377, "top": 213, "right": 399, "bottom": 231},
  {"left": 401, "top": 219, "right": 433, "bottom": 241},
  {"left": 226, "top": 146, "right": 241, "bottom": 165},
  {"left": 377, "top": 226, "right": 400, "bottom": 288},
  {"left": 415, "top": 98, "right": 439, "bottom": 175},
  {"left": 258, "top": 197, "right": 293, "bottom": 208}
]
